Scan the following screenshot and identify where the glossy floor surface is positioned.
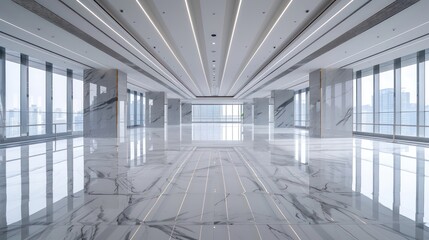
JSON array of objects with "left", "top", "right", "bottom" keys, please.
[{"left": 1, "top": 124, "right": 429, "bottom": 239}]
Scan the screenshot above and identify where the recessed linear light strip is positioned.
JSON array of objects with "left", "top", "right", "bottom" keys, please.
[
  {"left": 135, "top": 0, "right": 203, "bottom": 96},
  {"left": 261, "top": 1, "right": 354, "bottom": 83},
  {"left": 226, "top": 0, "right": 294, "bottom": 96},
  {"left": 0, "top": 33, "right": 92, "bottom": 69},
  {"left": 219, "top": 0, "right": 242, "bottom": 95},
  {"left": 76, "top": 0, "right": 192, "bottom": 96},
  {"left": 0, "top": 18, "right": 106, "bottom": 68},
  {"left": 328, "top": 20, "right": 429, "bottom": 67},
  {"left": 184, "top": 0, "right": 211, "bottom": 95},
  {"left": 235, "top": 0, "right": 354, "bottom": 98},
  {"left": 344, "top": 34, "right": 429, "bottom": 69}
]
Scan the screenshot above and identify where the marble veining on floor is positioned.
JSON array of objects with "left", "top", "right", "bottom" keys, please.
[{"left": 0, "top": 124, "right": 428, "bottom": 239}]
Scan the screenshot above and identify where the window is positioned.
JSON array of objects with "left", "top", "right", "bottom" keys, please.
[
  {"left": 425, "top": 50, "right": 429, "bottom": 137},
  {"left": 28, "top": 63, "right": 46, "bottom": 135},
  {"left": 400, "top": 54, "right": 417, "bottom": 136},
  {"left": 294, "top": 93, "right": 300, "bottom": 126},
  {"left": 73, "top": 74, "right": 83, "bottom": 132},
  {"left": 354, "top": 49, "right": 429, "bottom": 141},
  {"left": 360, "top": 68, "right": 374, "bottom": 132},
  {"left": 5, "top": 57, "right": 20, "bottom": 138},
  {"left": 1, "top": 46, "right": 84, "bottom": 141},
  {"left": 192, "top": 105, "right": 243, "bottom": 122},
  {"left": 379, "top": 62, "right": 394, "bottom": 134},
  {"left": 129, "top": 91, "right": 135, "bottom": 126},
  {"left": 136, "top": 94, "right": 141, "bottom": 125},
  {"left": 300, "top": 91, "right": 307, "bottom": 127},
  {"left": 53, "top": 71, "right": 67, "bottom": 133}
]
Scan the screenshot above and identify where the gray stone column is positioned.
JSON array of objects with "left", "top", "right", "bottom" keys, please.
[
  {"left": 242, "top": 102, "right": 253, "bottom": 124},
  {"left": 145, "top": 92, "right": 165, "bottom": 128},
  {"left": 309, "top": 68, "right": 353, "bottom": 137},
  {"left": 272, "top": 90, "right": 294, "bottom": 128},
  {"left": 253, "top": 98, "right": 269, "bottom": 125},
  {"left": 181, "top": 103, "right": 192, "bottom": 124},
  {"left": 167, "top": 99, "right": 180, "bottom": 125},
  {"left": 83, "top": 69, "right": 127, "bottom": 138}
]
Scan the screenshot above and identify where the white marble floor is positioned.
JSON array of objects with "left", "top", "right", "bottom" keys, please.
[{"left": 0, "top": 123, "right": 428, "bottom": 239}]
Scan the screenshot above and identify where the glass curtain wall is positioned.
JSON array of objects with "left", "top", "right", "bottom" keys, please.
[
  {"left": 1, "top": 46, "right": 83, "bottom": 141},
  {"left": 73, "top": 74, "right": 83, "bottom": 132},
  {"left": 5, "top": 53, "right": 20, "bottom": 138},
  {"left": 52, "top": 69, "right": 67, "bottom": 133},
  {"left": 127, "top": 89, "right": 144, "bottom": 127},
  {"left": 426, "top": 50, "right": 429, "bottom": 137},
  {"left": 354, "top": 49, "right": 429, "bottom": 140},
  {"left": 378, "top": 62, "right": 394, "bottom": 134},
  {"left": 28, "top": 60, "right": 46, "bottom": 136},
  {"left": 294, "top": 88, "right": 309, "bottom": 127},
  {"left": 192, "top": 105, "right": 243, "bottom": 122},
  {"left": 360, "top": 69, "right": 373, "bottom": 133}
]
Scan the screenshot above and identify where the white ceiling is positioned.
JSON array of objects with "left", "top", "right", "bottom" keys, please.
[{"left": 1, "top": 0, "right": 428, "bottom": 100}]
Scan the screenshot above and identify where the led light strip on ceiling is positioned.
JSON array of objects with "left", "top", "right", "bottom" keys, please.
[
  {"left": 135, "top": 0, "right": 203, "bottom": 96},
  {"left": 327, "top": 20, "right": 429, "bottom": 67},
  {"left": 76, "top": 0, "right": 193, "bottom": 96},
  {"left": 219, "top": 0, "right": 242, "bottom": 95},
  {"left": 0, "top": 17, "right": 106, "bottom": 68},
  {"left": 235, "top": 0, "right": 354, "bottom": 98},
  {"left": 184, "top": 0, "right": 211, "bottom": 95},
  {"left": 0, "top": 33, "right": 91, "bottom": 69},
  {"left": 227, "top": 0, "right": 294, "bottom": 96}
]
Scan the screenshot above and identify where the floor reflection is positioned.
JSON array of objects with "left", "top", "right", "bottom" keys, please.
[{"left": 0, "top": 124, "right": 428, "bottom": 239}]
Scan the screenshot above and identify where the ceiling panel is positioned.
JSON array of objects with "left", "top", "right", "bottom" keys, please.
[{"left": 3, "top": 0, "right": 427, "bottom": 101}]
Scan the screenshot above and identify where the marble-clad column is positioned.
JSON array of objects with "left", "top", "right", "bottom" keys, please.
[
  {"left": 242, "top": 102, "right": 253, "bottom": 124},
  {"left": 309, "top": 68, "right": 353, "bottom": 137},
  {"left": 181, "top": 103, "right": 192, "bottom": 124},
  {"left": 167, "top": 99, "right": 180, "bottom": 125},
  {"left": 145, "top": 92, "right": 165, "bottom": 128},
  {"left": 83, "top": 69, "right": 127, "bottom": 138},
  {"left": 254, "top": 98, "right": 269, "bottom": 125},
  {"left": 272, "top": 89, "right": 294, "bottom": 128}
]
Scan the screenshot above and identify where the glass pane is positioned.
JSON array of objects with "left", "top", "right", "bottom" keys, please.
[
  {"left": 5, "top": 60, "right": 21, "bottom": 138},
  {"left": 29, "top": 66, "right": 46, "bottom": 135},
  {"left": 53, "top": 72, "right": 67, "bottom": 133},
  {"left": 379, "top": 62, "right": 394, "bottom": 134},
  {"left": 301, "top": 91, "right": 306, "bottom": 126},
  {"left": 360, "top": 69, "right": 374, "bottom": 133},
  {"left": 136, "top": 94, "right": 141, "bottom": 125},
  {"left": 294, "top": 93, "right": 300, "bottom": 126},
  {"left": 191, "top": 105, "right": 244, "bottom": 122},
  {"left": 361, "top": 69, "right": 373, "bottom": 124},
  {"left": 129, "top": 92, "right": 135, "bottom": 125},
  {"left": 73, "top": 75, "right": 83, "bottom": 132},
  {"left": 426, "top": 51, "right": 429, "bottom": 137},
  {"left": 400, "top": 55, "right": 417, "bottom": 136}
]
